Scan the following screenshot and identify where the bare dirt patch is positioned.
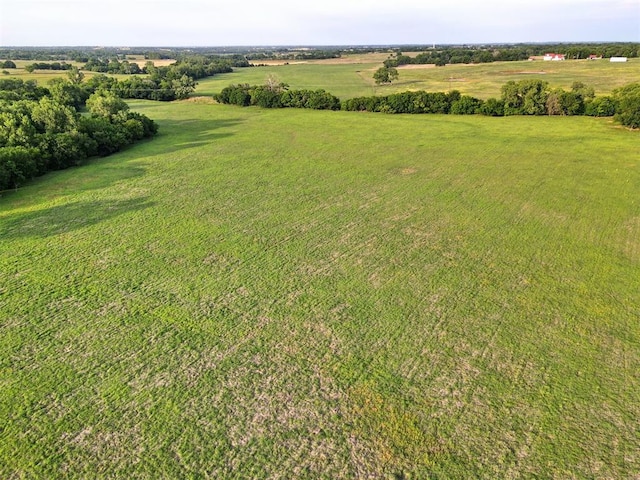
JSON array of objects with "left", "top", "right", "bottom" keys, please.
[
  {"left": 501, "top": 71, "right": 547, "bottom": 75},
  {"left": 311, "top": 53, "right": 390, "bottom": 65},
  {"left": 254, "top": 53, "right": 391, "bottom": 66},
  {"left": 254, "top": 60, "right": 307, "bottom": 66},
  {"left": 181, "top": 96, "right": 216, "bottom": 104},
  {"left": 129, "top": 59, "right": 176, "bottom": 68},
  {"left": 398, "top": 64, "right": 437, "bottom": 70}
]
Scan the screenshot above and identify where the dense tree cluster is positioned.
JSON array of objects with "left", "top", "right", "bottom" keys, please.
[
  {"left": 0, "top": 47, "right": 190, "bottom": 62},
  {"left": 343, "top": 90, "right": 466, "bottom": 114},
  {"left": 167, "top": 57, "right": 236, "bottom": 79},
  {"left": 83, "top": 58, "right": 143, "bottom": 74},
  {"left": 0, "top": 78, "right": 50, "bottom": 102},
  {"left": 68, "top": 68, "right": 196, "bottom": 102},
  {"left": 0, "top": 76, "right": 157, "bottom": 191},
  {"left": 6, "top": 60, "right": 206, "bottom": 102},
  {"left": 80, "top": 56, "right": 239, "bottom": 101},
  {"left": 175, "top": 54, "right": 250, "bottom": 70},
  {"left": 215, "top": 83, "right": 341, "bottom": 110},
  {"left": 112, "top": 73, "right": 197, "bottom": 101},
  {"left": 82, "top": 56, "right": 243, "bottom": 76},
  {"left": 82, "top": 56, "right": 243, "bottom": 78}
]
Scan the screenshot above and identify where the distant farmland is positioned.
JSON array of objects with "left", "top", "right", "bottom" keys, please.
[
  {"left": 4, "top": 55, "right": 639, "bottom": 101},
  {"left": 1, "top": 101, "right": 638, "bottom": 478}
]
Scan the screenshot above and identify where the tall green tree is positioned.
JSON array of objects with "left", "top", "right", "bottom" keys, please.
[
  {"left": 86, "top": 91, "right": 129, "bottom": 120},
  {"left": 172, "top": 74, "right": 197, "bottom": 99},
  {"left": 501, "top": 79, "right": 549, "bottom": 115},
  {"left": 373, "top": 66, "right": 399, "bottom": 85},
  {"left": 66, "top": 66, "right": 85, "bottom": 85},
  {"left": 30, "top": 96, "right": 78, "bottom": 134},
  {"left": 48, "top": 78, "right": 87, "bottom": 110}
]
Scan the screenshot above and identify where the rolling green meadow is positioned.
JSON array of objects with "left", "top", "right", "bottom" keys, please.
[{"left": 2, "top": 61, "right": 640, "bottom": 477}]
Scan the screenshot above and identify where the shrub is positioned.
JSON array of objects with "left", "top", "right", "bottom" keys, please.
[
  {"left": 479, "top": 98, "right": 505, "bottom": 116},
  {"left": 585, "top": 97, "right": 616, "bottom": 117},
  {"left": 451, "top": 95, "right": 483, "bottom": 115},
  {"left": 0, "top": 146, "right": 40, "bottom": 190},
  {"left": 612, "top": 83, "right": 640, "bottom": 128}
]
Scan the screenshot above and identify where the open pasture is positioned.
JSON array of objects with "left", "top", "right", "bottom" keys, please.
[
  {"left": 390, "top": 58, "right": 640, "bottom": 98},
  {"left": 197, "top": 58, "right": 640, "bottom": 99},
  {"left": 1, "top": 101, "right": 639, "bottom": 478},
  {"left": 195, "top": 62, "right": 381, "bottom": 99},
  {"left": 256, "top": 51, "right": 391, "bottom": 66}
]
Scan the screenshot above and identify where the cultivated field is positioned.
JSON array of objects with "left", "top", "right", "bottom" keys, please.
[
  {"left": 124, "top": 55, "right": 177, "bottom": 68},
  {"left": 1, "top": 101, "right": 639, "bottom": 478}
]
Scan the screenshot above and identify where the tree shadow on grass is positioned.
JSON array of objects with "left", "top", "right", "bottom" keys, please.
[
  {"left": 0, "top": 196, "right": 155, "bottom": 239},
  {"left": 138, "top": 117, "right": 244, "bottom": 156},
  {"left": 0, "top": 118, "right": 244, "bottom": 205}
]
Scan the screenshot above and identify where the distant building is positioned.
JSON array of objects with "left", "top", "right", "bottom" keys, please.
[
  {"left": 610, "top": 57, "right": 628, "bottom": 62},
  {"left": 543, "top": 53, "right": 566, "bottom": 61},
  {"left": 587, "top": 55, "right": 602, "bottom": 60}
]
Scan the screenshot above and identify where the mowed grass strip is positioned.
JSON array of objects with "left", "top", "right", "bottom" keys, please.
[{"left": 1, "top": 102, "right": 639, "bottom": 478}]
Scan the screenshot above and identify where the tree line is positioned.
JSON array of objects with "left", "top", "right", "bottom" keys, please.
[
  {"left": 345, "top": 79, "right": 639, "bottom": 127},
  {"left": 82, "top": 55, "right": 247, "bottom": 77},
  {"left": 24, "top": 62, "right": 73, "bottom": 72},
  {"left": 383, "top": 43, "right": 639, "bottom": 67},
  {"left": 215, "top": 79, "right": 640, "bottom": 129},
  {"left": 80, "top": 56, "right": 244, "bottom": 101},
  {"left": 0, "top": 71, "right": 158, "bottom": 192},
  {"left": 214, "top": 82, "right": 341, "bottom": 110},
  {"left": 2, "top": 43, "right": 637, "bottom": 64}
]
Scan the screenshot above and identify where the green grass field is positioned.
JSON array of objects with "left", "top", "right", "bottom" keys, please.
[
  {"left": 195, "top": 58, "right": 640, "bottom": 99},
  {"left": 1, "top": 101, "right": 639, "bottom": 478},
  {"left": 195, "top": 62, "right": 382, "bottom": 99}
]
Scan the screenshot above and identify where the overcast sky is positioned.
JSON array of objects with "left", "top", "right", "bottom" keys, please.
[{"left": 1, "top": 0, "right": 638, "bottom": 46}]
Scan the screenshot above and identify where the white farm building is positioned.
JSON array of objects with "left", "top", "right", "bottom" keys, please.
[{"left": 543, "top": 53, "right": 566, "bottom": 61}]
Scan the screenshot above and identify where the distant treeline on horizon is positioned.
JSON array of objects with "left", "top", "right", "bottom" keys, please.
[{"left": 1, "top": 42, "right": 638, "bottom": 63}]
